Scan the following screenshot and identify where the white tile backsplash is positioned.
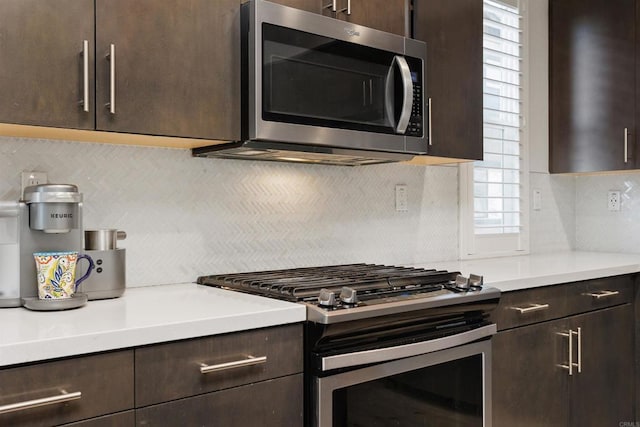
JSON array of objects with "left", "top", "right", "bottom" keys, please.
[
  {"left": 0, "top": 136, "right": 460, "bottom": 286},
  {"left": 529, "top": 172, "right": 575, "bottom": 254},
  {"left": 575, "top": 172, "right": 640, "bottom": 253},
  {"left": 1, "top": 134, "right": 592, "bottom": 287}
]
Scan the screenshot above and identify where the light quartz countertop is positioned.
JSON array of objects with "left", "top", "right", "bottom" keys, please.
[
  {"left": 420, "top": 251, "right": 640, "bottom": 292},
  {"left": 0, "top": 283, "right": 305, "bottom": 367},
  {"left": 2, "top": 251, "right": 639, "bottom": 368}
]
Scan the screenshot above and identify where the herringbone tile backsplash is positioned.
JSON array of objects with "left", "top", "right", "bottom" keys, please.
[{"left": 0, "top": 136, "right": 460, "bottom": 286}]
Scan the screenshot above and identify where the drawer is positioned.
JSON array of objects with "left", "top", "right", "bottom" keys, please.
[
  {"left": 135, "top": 374, "right": 303, "bottom": 427},
  {"left": 491, "top": 285, "right": 567, "bottom": 330},
  {"left": 135, "top": 323, "right": 303, "bottom": 407},
  {"left": 0, "top": 350, "right": 134, "bottom": 427},
  {"left": 566, "top": 275, "right": 634, "bottom": 314},
  {"left": 61, "top": 410, "right": 135, "bottom": 426}
]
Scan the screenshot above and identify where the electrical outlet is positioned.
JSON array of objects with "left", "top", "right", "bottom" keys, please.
[
  {"left": 395, "top": 184, "right": 408, "bottom": 212},
  {"left": 533, "top": 189, "right": 542, "bottom": 211},
  {"left": 608, "top": 190, "right": 621, "bottom": 211},
  {"left": 21, "top": 171, "right": 48, "bottom": 195}
]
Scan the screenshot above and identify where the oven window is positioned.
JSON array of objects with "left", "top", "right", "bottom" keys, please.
[
  {"left": 332, "top": 355, "right": 483, "bottom": 427},
  {"left": 261, "top": 24, "right": 420, "bottom": 134}
]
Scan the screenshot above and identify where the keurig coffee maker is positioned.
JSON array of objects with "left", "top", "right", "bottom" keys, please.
[
  {"left": 0, "top": 184, "right": 87, "bottom": 310},
  {"left": 80, "top": 229, "right": 126, "bottom": 299}
]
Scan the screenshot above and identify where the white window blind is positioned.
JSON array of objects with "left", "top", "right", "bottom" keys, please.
[
  {"left": 459, "top": 0, "right": 528, "bottom": 258},
  {"left": 476, "top": 0, "right": 522, "bottom": 235}
]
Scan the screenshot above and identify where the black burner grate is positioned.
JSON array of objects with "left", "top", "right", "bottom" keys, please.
[{"left": 197, "top": 264, "right": 461, "bottom": 302}]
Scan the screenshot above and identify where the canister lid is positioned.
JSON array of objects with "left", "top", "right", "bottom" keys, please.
[{"left": 23, "top": 184, "right": 83, "bottom": 204}]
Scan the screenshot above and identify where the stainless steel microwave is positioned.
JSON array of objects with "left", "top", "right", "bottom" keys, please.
[{"left": 193, "top": 0, "right": 428, "bottom": 166}]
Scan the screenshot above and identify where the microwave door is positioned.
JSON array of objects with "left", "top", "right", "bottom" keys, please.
[{"left": 384, "top": 55, "right": 414, "bottom": 135}]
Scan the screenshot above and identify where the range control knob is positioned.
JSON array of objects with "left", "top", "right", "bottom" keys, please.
[
  {"left": 339, "top": 286, "right": 358, "bottom": 305},
  {"left": 469, "top": 274, "right": 484, "bottom": 289},
  {"left": 455, "top": 275, "right": 471, "bottom": 290},
  {"left": 318, "top": 288, "right": 337, "bottom": 307}
]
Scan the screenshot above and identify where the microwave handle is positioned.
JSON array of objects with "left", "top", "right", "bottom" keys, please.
[{"left": 385, "top": 56, "right": 413, "bottom": 134}]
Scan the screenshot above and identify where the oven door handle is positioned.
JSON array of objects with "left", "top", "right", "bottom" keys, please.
[{"left": 320, "top": 323, "right": 497, "bottom": 372}]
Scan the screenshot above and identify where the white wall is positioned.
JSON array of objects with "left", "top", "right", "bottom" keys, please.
[{"left": 0, "top": 136, "right": 460, "bottom": 286}]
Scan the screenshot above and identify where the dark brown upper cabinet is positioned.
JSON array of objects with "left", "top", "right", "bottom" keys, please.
[
  {"left": 0, "top": 0, "right": 241, "bottom": 142},
  {"left": 549, "top": 0, "right": 636, "bottom": 173},
  {"left": 95, "top": 0, "right": 240, "bottom": 141},
  {"left": 0, "top": 0, "right": 95, "bottom": 130},
  {"left": 271, "top": 0, "right": 408, "bottom": 36},
  {"left": 269, "top": 0, "right": 323, "bottom": 13},
  {"left": 413, "top": 0, "right": 483, "bottom": 160},
  {"left": 332, "top": 0, "right": 408, "bottom": 37}
]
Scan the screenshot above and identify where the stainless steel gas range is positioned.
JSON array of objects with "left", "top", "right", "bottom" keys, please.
[{"left": 198, "top": 263, "right": 500, "bottom": 427}]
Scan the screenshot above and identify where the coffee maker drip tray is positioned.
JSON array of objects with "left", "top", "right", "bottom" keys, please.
[{"left": 22, "top": 293, "right": 88, "bottom": 311}]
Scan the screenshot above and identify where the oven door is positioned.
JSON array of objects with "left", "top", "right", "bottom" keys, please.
[{"left": 313, "top": 338, "right": 493, "bottom": 427}]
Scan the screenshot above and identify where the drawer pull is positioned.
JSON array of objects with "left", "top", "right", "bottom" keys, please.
[
  {"left": 0, "top": 390, "right": 81, "bottom": 415},
  {"left": 509, "top": 303, "right": 550, "bottom": 314},
  {"left": 200, "top": 355, "right": 267, "bottom": 374},
  {"left": 584, "top": 290, "right": 620, "bottom": 299}
]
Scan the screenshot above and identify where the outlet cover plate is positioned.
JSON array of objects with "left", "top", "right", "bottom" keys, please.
[
  {"left": 608, "top": 190, "right": 621, "bottom": 211},
  {"left": 21, "top": 171, "right": 48, "bottom": 195}
]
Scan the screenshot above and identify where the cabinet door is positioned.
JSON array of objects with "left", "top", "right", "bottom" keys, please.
[
  {"left": 0, "top": 0, "right": 95, "bottom": 129},
  {"left": 269, "top": 0, "right": 322, "bottom": 13},
  {"left": 61, "top": 411, "right": 135, "bottom": 427},
  {"left": 135, "top": 324, "right": 303, "bottom": 407},
  {"left": 492, "top": 319, "right": 569, "bottom": 426},
  {"left": 0, "top": 351, "right": 134, "bottom": 427},
  {"left": 95, "top": 0, "right": 240, "bottom": 140},
  {"left": 569, "top": 304, "right": 634, "bottom": 425},
  {"left": 336, "top": 0, "right": 408, "bottom": 36},
  {"left": 135, "top": 374, "right": 303, "bottom": 427},
  {"left": 413, "top": 0, "right": 483, "bottom": 160},
  {"left": 549, "top": 0, "right": 636, "bottom": 173}
]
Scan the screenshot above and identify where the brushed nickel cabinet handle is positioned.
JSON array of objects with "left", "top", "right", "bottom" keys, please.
[
  {"left": 324, "top": 0, "right": 337, "bottom": 11},
  {"left": 558, "top": 330, "right": 574, "bottom": 375},
  {"left": 428, "top": 97, "right": 433, "bottom": 146},
  {"left": 624, "top": 128, "right": 629, "bottom": 163},
  {"left": 584, "top": 290, "right": 620, "bottom": 299},
  {"left": 106, "top": 44, "right": 116, "bottom": 114},
  {"left": 576, "top": 327, "right": 582, "bottom": 373},
  {"left": 337, "top": 0, "right": 351, "bottom": 14},
  {"left": 0, "top": 391, "right": 81, "bottom": 415},
  {"left": 509, "top": 303, "right": 549, "bottom": 314},
  {"left": 81, "top": 40, "right": 89, "bottom": 112},
  {"left": 200, "top": 355, "right": 267, "bottom": 374}
]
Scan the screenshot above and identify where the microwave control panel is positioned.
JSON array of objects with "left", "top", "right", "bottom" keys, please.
[{"left": 406, "top": 82, "right": 423, "bottom": 137}]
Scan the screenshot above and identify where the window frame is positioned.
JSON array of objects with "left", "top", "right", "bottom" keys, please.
[{"left": 459, "top": 0, "right": 530, "bottom": 260}]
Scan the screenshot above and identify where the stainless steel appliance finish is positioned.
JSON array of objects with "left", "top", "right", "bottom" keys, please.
[
  {"left": 193, "top": 0, "right": 427, "bottom": 166},
  {"left": 80, "top": 229, "right": 126, "bottom": 300},
  {"left": 315, "top": 339, "right": 492, "bottom": 427},
  {"left": 198, "top": 264, "right": 499, "bottom": 426},
  {"left": 199, "top": 264, "right": 500, "bottom": 325},
  {"left": 79, "top": 249, "right": 125, "bottom": 300},
  {"left": 0, "top": 202, "right": 21, "bottom": 307},
  {"left": 18, "top": 200, "right": 84, "bottom": 302},
  {"left": 23, "top": 184, "right": 82, "bottom": 233},
  {"left": 84, "top": 229, "right": 127, "bottom": 250}
]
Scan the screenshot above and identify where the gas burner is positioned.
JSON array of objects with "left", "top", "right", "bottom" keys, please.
[{"left": 197, "top": 264, "right": 498, "bottom": 324}]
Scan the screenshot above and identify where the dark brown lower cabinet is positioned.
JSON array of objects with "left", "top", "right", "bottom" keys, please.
[
  {"left": 61, "top": 411, "right": 135, "bottom": 426},
  {"left": 0, "top": 324, "right": 303, "bottom": 427},
  {"left": 0, "top": 351, "right": 134, "bottom": 427},
  {"left": 493, "top": 304, "right": 634, "bottom": 426},
  {"left": 135, "top": 374, "right": 303, "bottom": 426}
]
